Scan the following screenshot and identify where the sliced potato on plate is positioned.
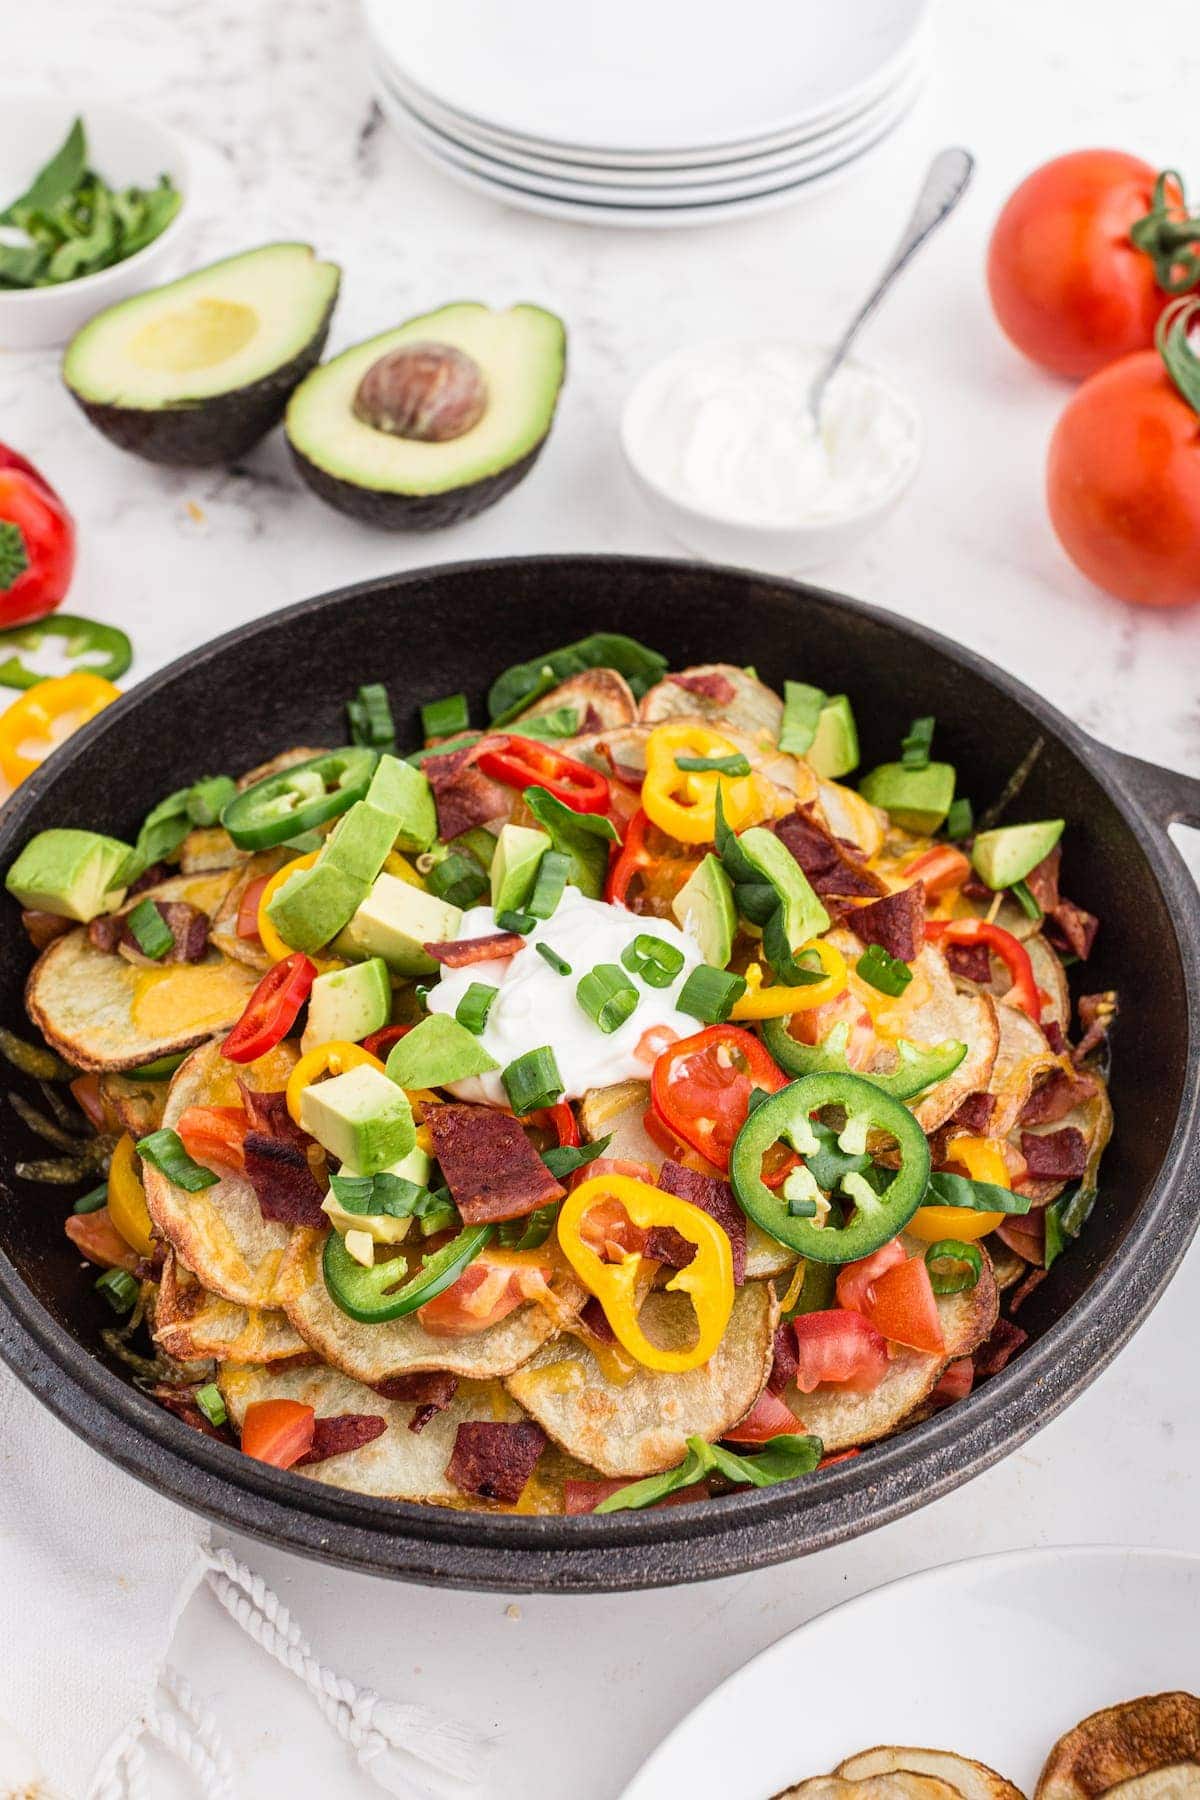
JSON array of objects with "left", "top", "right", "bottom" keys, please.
[
  {"left": 837, "top": 1746, "right": 1025, "bottom": 1800},
  {"left": 1036, "top": 1695, "right": 1200, "bottom": 1800},
  {"left": 773, "top": 1775, "right": 964, "bottom": 1800}
]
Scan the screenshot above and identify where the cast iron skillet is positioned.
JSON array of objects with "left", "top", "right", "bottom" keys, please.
[{"left": 0, "top": 556, "right": 1197, "bottom": 1594}]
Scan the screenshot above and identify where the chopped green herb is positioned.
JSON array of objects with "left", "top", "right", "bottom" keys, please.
[
  {"left": 125, "top": 897, "right": 173, "bottom": 961},
  {"left": 347, "top": 682, "right": 396, "bottom": 751},
  {"left": 502, "top": 1046, "right": 563, "bottom": 1115},
  {"left": 95, "top": 1268, "right": 138, "bottom": 1314},
  {"left": 195, "top": 1383, "right": 227, "bottom": 1427},
  {"left": 677, "top": 963, "right": 747, "bottom": 1024},
  {"left": 576, "top": 964, "right": 639, "bottom": 1034},
  {"left": 620, "top": 933, "right": 685, "bottom": 989},
  {"left": 536, "top": 942, "right": 571, "bottom": 976},
  {"left": 136, "top": 1128, "right": 218, "bottom": 1193},
  {"left": 945, "top": 796, "right": 974, "bottom": 841},
  {"left": 522, "top": 787, "right": 618, "bottom": 900},
  {"left": 425, "top": 848, "right": 488, "bottom": 909},
  {"left": 526, "top": 848, "right": 570, "bottom": 920},
  {"left": 924, "top": 1239, "right": 982, "bottom": 1294},
  {"left": 1009, "top": 877, "right": 1043, "bottom": 921},
  {"left": 72, "top": 1182, "right": 108, "bottom": 1214},
  {"left": 900, "top": 716, "right": 936, "bottom": 769},
  {"left": 495, "top": 908, "right": 536, "bottom": 934},
  {"left": 674, "top": 752, "right": 752, "bottom": 777},
  {"left": 594, "top": 1431, "right": 824, "bottom": 1513},
  {"left": 487, "top": 633, "right": 667, "bottom": 723},
  {"left": 856, "top": 942, "right": 914, "bottom": 998},
  {"left": 507, "top": 707, "right": 580, "bottom": 741},
  {"left": 455, "top": 982, "right": 498, "bottom": 1035},
  {"left": 542, "top": 1134, "right": 612, "bottom": 1180},
  {"left": 497, "top": 1203, "right": 559, "bottom": 1250}
]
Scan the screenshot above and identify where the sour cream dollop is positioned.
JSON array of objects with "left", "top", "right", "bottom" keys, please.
[
  {"left": 622, "top": 339, "right": 921, "bottom": 528},
  {"left": 425, "top": 887, "right": 702, "bottom": 1106}
]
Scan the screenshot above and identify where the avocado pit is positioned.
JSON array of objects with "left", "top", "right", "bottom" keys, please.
[{"left": 353, "top": 341, "right": 487, "bottom": 443}]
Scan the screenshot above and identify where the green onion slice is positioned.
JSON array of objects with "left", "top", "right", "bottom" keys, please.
[
  {"left": 455, "top": 982, "right": 498, "bottom": 1035},
  {"left": 195, "top": 1383, "right": 227, "bottom": 1427},
  {"left": 620, "top": 932, "right": 686, "bottom": 989},
  {"left": 924, "top": 1238, "right": 983, "bottom": 1294},
  {"left": 426, "top": 849, "right": 488, "bottom": 909},
  {"left": 125, "top": 898, "right": 174, "bottom": 961},
  {"left": 677, "top": 963, "right": 747, "bottom": 1024},
  {"left": 187, "top": 775, "right": 236, "bottom": 827},
  {"left": 900, "top": 715, "right": 936, "bottom": 769},
  {"left": 73, "top": 1181, "right": 109, "bottom": 1214},
  {"left": 778, "top": 681, "right": 827, "bottom": 755},
  {"left": 526, "top": 848, "right": 570, "bottom": 920},
  {"left": 495, "top": 908, "right": 536, "bottom": 934},
  {"left": 945, "top": 796, "right": 974, "bottom": 841},
  {"left": 136, "top": 1128, "right": 218, "bottom": 1193},
  {"left": 420, "top": 691, "right": 470, "bottom": 740},
  {"left": 856, "top": 942, "right": 914, "bottom": 998},
  {"left": 1010, "top": 877, "right": 1043, "bottom": 921},
  {"left": 576, "top": 963, "right": 640, "bottom": 1034},
  {"left": 347, "top": 682, "right": 396, "bottom": 751},
  {"left": 674, "top": 752, "right": 752, "bottom": 777},
  {"left": 95, "top": 1268, "right": 138, "bottom": 1314},
  {"left": 536, "top": 942, "right": 571, "bottom": 976},
  {"left": 502, "top": 1046, "right": 564, "bottom": 1115}
]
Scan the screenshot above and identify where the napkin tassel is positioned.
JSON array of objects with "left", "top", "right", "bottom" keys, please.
[{"left": 89, "top": 1666, "right": 234, "bottom": 1800}]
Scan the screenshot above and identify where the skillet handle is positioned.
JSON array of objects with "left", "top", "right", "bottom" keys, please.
[{"left": 1091, "top": 744, "right": 1200, "bottom": 832}]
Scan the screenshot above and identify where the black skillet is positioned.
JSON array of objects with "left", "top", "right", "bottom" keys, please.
[{"left": 1, "top": 556, "right": 1197, "bottom": 1594}]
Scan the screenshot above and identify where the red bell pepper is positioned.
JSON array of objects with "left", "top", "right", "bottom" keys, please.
[
  {"left": 475, "top": 735, "right": 610, "bottom": 814},
  {"left": 649, "top": 1023, "right": 787, "bottom": 1171},
  {"left": 925, "top": 917, "right": 1041, "bottom": 1018},
  {"left": 0, "top": 449, "right": 75, "bottom": 628},
  {"left": 221, "top": 952, "right": 317, "bottom": 1063}
]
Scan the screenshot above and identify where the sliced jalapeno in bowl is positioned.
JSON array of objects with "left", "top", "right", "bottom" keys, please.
[
  {"left": 222, "top": 747, "right": 378, "bottom": 851},
  {"left": 322, "top": 1222, "right": 493, "bottom": 1323},
  {"left": 729, "top": 1070, "right": 931, "bottom": 1265}
]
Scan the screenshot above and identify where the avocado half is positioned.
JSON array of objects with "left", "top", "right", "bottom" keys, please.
[
  {"left": 285, "top": 302, "right": 567, "bottom": 529},
  {"left": 63, "top": 243, "right": 341, "bottom": 467}
]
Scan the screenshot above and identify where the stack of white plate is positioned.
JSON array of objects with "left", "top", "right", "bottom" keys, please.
[{"left": 363, "top": 0, "right": 931, "bottom": 228}]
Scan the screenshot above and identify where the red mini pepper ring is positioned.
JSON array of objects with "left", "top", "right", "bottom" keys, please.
[
  {"left": 361, "top": 1023, "right": 413, "bottom": 1059},
  {"left": 476, "top": 735, "right": 610, "bottom": 814},
  {"left": 605, "top": 807, "right": 655, "bottom": 906},
  {"left": 222, "top": 951, "right": 318, "bottom": 1063},
  {"left": 925, "top": 917, "right": 1041, "bottom": 1019},
  {"left": 650, "top": 1023, "right": 788, "bottom": 1172},
  {"left": 527, "top": 1100, "right": 580, "bottom": 1148}
]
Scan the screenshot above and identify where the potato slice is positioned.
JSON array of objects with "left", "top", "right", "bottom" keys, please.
[
  {"left": 773, "top": 1775, "right": 964, "bottom": 1800},
  {"left": 1102, "top": 1768, "right": 1200, "bottom": 1800},
  {"left": 209, "top": 847, "right": 292, "bottom": 971},
  {"left": 1036, "top": 1695, "right": 1200, "bottom": 1800},
  {"left": 235, "top": 745, "right": 329, "bottom": 791},
  {"left": 639, "top": 664, "right": 784, "bottom": 743},
  {"left": 155, "top": 1249, "right": 309, "bottom": 1364},
  {"left": 512, "top": 668, "right": 637, "bottom": 735},
  {"left": 837, "top": 1746, "right": 1025, "bottom": 1800}
]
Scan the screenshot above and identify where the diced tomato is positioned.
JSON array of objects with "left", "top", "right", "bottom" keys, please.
[
  {"left": 240, "top": 1398, "right": 315, "bottom": 1469},
  {"left": 236, "top": 875, "right": 269, "bottom": 941},
  {"left": 650, "top": 1024, "right": 786, "bottom": 1170},
  {"left": 786, "top": 990, "right": 878, "bottom": 1068},
  {"left": 903, "top": 846, "right": 971, "bottom": 896},
  {"left": 583, "top": 1156, "right": 657, "bottom": 1187},
  {"left": 818, "top": 1448, "right": 861, "bottom": 1469},
  {"left": 930, "top": 1357, "right": 975, "bottom": 1408},
  {"left": 792, "top": 1309, "right": 890, "bottom": 1394},
  {"left": 416, "top": 1252, "right": 552, "bottom": 1338},
  {"left": 835, "top": 1237, "right": 908, "bottom": 1316},
  {"left": 723, "top": 1387, "right": 804, "bottom": 1444},
  {"left": 70, "top": 1073, "right": 106, "bottom": 1131},
  {"left": 865, "top": 1255, "right": 945, "bottom": 1354},
  {"left": 65, "top": 1207, "right": 139, "bottom": 1271},
  {"left": 176, "top": 1104, "right": 248, "bottom": 1172},
  {"left": 563, "top": 1479, "right": 712, "bottom": 1514},
  {"left": 635, "top": 1023, "right": 681, "bottom": 1067},
  {"left": 361, "top": 1024, "right": 411, "bottom": 1059}
]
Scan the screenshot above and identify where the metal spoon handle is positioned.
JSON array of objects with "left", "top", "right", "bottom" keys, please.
[{"left": 808, "top": 147, "right": 975, "bottom": 421}]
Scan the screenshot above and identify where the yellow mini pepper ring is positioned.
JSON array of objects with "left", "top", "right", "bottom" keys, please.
[
  {"left": 0, "top": 671, "right": 121, "bottom": 787},
  {"left": 641, "top": 722, "right": 773, "bottom": 845},
  {"left": 557, "top": 1172, "right": 734, "bottom": 1374},
  {"left": 107, "top": 1131, "right": 155, "bottom": 1259},
  {"left": 906, "top": 1135, "right": 1010, "bottom": 1243},
  {"left": 731, "top": 939, "right": 848, "bottom": 1019},
  {"left": 286, "top": 1040, "right": 385, "bottom": 1127}
]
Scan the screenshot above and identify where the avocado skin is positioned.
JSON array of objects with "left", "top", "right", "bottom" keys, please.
[
  {"left": 65, "top": 294, "right": 338, "bottom": 468},
  {"left": 287, "top": 434, "right": 549, "bottom": 530}
]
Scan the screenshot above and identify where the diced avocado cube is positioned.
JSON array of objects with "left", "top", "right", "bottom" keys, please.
[
  {"left": 265, "top": 859, "right": 369, "bottom": 954},
  {"left": 335, "top": 871, "right": 461, "bottom": 976},
  {"left": 323, "top": 800, "right": 400, "bottom": 884},
  {"left": 385, "top": 1013, "right": 499, "bottom": 1089},
  {"left": 364, "top": 754, "right": 436, "bottom": 853},
  {"left": 737, "top": 827, "right": 830, "bottom": 950},
  {"left": 302, "top": 956, "right": 391, "bottom": 1053},
  {"left": 490, "top": 822, "right": 551, "bottom": 913},
  {"left": 971, "top": 819, "right": 1064, "bottom": 890},
  {"left": 672, "top": 853, "right": 736, "bottom": 967},
  {"left": 321, "top": 1144, "right": 431, "bottom": 1243},
  {"left": 299, "top": 1062, "right": 414, "bottom": 1174},
  {"left": 859, "top": 761, "right": 956, "bottom": 835},
  {"left": 5, "top": 828, "right": 134, "bottom": 923},
  {"left": 807, "top": 695, "right": 859, "bottom": 780}
]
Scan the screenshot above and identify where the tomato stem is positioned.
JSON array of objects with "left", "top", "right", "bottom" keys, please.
[
  {"left": 0, "top": 522, "right": 29, "bottom": 591},
  {"left": 1155, "top": 295, "right": 1200, "bottom": 418},
  {"left": 1130, "top": 170, "right": 1200, "bottom": 295}
]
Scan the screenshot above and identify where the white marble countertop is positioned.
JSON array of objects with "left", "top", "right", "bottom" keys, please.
[{"left": 5, "top": 0, "right": 1200, "bottom": 1795}]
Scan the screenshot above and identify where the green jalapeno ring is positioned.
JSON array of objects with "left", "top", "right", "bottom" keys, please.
[
  {"left": 729, "top": 1070, "right": 931, "bottom": 1265},
  {"left": 924, "top": 1238, "right": 983, "bottom": 1295},
  {"left": 761, "top": 1017, "right": 967, "bottom": 1100},
  {"left": 0, "top": 615, "right": 134, "bottom": 690},
  {"left": 222, "top": 747, "right": 379, "bottom": 851},
  {"left": 322, "top": 1221, "right": 493, "bottom": 1324}
]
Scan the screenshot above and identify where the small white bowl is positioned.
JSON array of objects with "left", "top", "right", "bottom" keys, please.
[
  {"left": 620, "top": 338, "right": 923, "bottom": 573},
  {"left": 0, "top": 95, "right": 194, "bottom": 352}
]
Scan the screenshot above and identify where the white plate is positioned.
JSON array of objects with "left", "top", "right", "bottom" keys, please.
[
  {"left": 620, "top": 1547, "right": 1200, "bottom": 1800},
  {"left": 361, "top": 0, "right": 929, "bottom": 155},
  {"left": 373, "top": 51, "right": 927, "bottom": 192},
  {"left": 375, "top": 81, "right": 920, "bottom": 228}
]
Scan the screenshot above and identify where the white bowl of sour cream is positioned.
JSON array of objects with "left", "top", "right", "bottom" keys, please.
[{"left": 620, "top": 338, "right": 922, "bottom": 572}]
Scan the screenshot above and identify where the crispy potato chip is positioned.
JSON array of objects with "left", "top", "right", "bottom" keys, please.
[
  {"left": 986, "top": 1238, "right": 1028, "bottom": 1290},
  {"left": 573, "top": 718, "right": 816, "bottom": 812},
  {"left": 178, "top": 827, "right": 240, "bottom": 872},
  {"left": 210, "top": 848, "right": 291, "bottom": 971},
  {"left": 143, "top": 1037, "right": 299, "bottom": 1309},
  {"left": 512, "top": 668, "right": 638, "bottom": 736},
  {"left": 219, "top": 1360, "right": 532, "bottom": 1505},
  {"left": 1102, "top": 1769, "right": 1200, "bottom": 1800},
  {"left": 837, "top": 1746, "right": 1025, "bottom": 1800},
  {"left": 97, "top": 1070, "right": 168, "bottom": 1138},
  {"left": 639, "top": 665, "right": 784, "bottom": 743},
  {"left": 506, "top": 1279, "right": 777, "bottom": 1477},
  {"left": 1015, "top": 1074, "right": 1114, "bottom": 1206},
  {"left": 235, "top": 746, "right": 329, "bottom": 791},
  {"left": 1036, "top": 1695, "right": 1200, "bottom": 1800},
  {"left": 156, "top": 1249, "right": 309, "bottom": 1364},
  {"left": 783, "top": 1242, "right": 998, "bottom": 1453},
  {"left": 774, "top": 1774, "right": 964, "bottom": 1800},
  {"left": 984, "top": 1001, "right": 1064, "bottom": 1138},
  {"left": 25, "top": 930, "right": 260, "bottom": 1072},
  {"left": 1024, "top": 933, "right": 1070, "bottom": 1032},
  {"left": 279, "top": 1229, "right": 587, "bottom": 1384},
  {"left": 813, "top": 778, "right": 887, "bottom": 859}
]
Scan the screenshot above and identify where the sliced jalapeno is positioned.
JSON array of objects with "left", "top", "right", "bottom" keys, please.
[
  {"left": 0, "top": 615, "right": 133, "bottom": 689},
  {"left": 729, "top": 1071, "right": 931, "bottom": 1264},
  {"left": 761, "top": 1017, "right": 967, "bottom": 1100},
  {"left": 322, "top": 1222, "right": 493, "bottom": 1323},
  {"left": 221, "top": 747, "right": 378, "bottom": 851}
]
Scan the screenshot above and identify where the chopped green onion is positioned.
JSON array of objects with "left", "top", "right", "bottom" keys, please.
[
  {"left": 674, "top": 752, "right": 751, "bottom": 777},
  {"left": 186, "top": 775, "right": 236, "bottom": 827},
  {"left": 95, "top": 1268, "right": 138, "bottom": 1314},
  {"left": 856, "top": 943, "right": 914, "bottom": 997},
  {"left": 576, "top": 963, "right": 640, "bottom": 1034},
  {"left": 779, "top": 681, "right": 827, "bottom": 755},
  {"left": 900, "top": 715, "right": 936, "bottom": 769},
  {"left": 136, "top": 1128, "right": 218, "bottom": 1193},
  {"left": 498, "top": 1202, "right": 559, "bottom": 1250},
  {"left": 496, "top": 908, "right": 536, "bottom": 934},
  {"left": 502, "top": 1046, "right": 564, "bottom": 1115},
  {"left": 413, "top": 1186, "right": 460, "bottom": 1237},
  {"left": 195, "top": 1383, "right": 227, "bottom": 1427},
  {"left": 536, "top": 942, "right": 572, "bottom": 976},
  {"left": 347, "top": 682, "right": 396, "bottom": 750},
  {"left": 125, "top": 898, "right": 173, "bottom": 961},
  {"left": 420, "top": 692, "right": 470, "bottom": 740},
  {"left": 945, "top": 796, "right": 974, "bottom": 841},
  {"left": 1010, "top": 877, "right": 1043, "bottom": 921},
  {"left": 526, "top": 848, "right": 570, "bottom": 920},
  {"left": 542, "top": 1133, "right": 611, "bottom": 1180},
  {"left": 620, "top": 932, "right": 686, "bottom": 989},
  {"left": 425, "top": 849, "right": 488, "bottom": 909},
  {"left": 455, "top": 982, "right": 498, "bottom": 1035},
  {"left": 677, "top": 964, "right": 747, "bottom": 1025},
  {"left": 73, "top": 1182, "right": 108, "bottom": 1214},
  {"left": 924, "top": 1239, "right": 983, "bottom": 1294}
]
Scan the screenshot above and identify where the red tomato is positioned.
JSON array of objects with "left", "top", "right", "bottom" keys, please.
[
  {"left": 835, "top": 1238, "right": 907, "bottom": 1316},
  {"left": 865, "top": 1256, "right": 945, "bottom": 1354},
  {"left": 786, "top": 989, "right": 877, "bottom": 1068},
  {"left": 416, "top": 1253, "right": 551, "bottom": 1338},
  {"left": 361, "top": 1024, "right": 411, "bottom": 1059},
  {"left": 930, "top": 1357, "right": 975, "bottom": 1408},
  {"left": 70, "top": 1072, "right": 107, "bottom": 1131},
  {"left": 650, "top": 1024, "right": 786, "bottom": 1170},
  {"left": 64, "top": 1207, "right": 139, "bottom": 1272},
  {"left": 723, "top": 1387, "right": 804, "bottom": 1444},
  {"left": 902, "top": 846, "right": 970, "bottom": 897},
  {"left": 241, "top": 1399, "right": 315, "bottom": 1469},
  {"left": 563, "top": 1479, "right": 712, "bottom": 1514},
  {"left": 236, "top": 875, "right": 268, "bottom": 941},
  {"left": 1046, "top": 343, "right": 1200, "bottom": 608},
  {"left": 0, "top": 459, "right": 75, "bottom": 627},
  {"left": 792, "top": 1310, "right": 889, "bottom": 1394},
  {"left": 176, "top": 1104, "right": 248, "bottom": 1171},
  {"left": 987, "top": 151, "right": 1187, "bottom": 379}
]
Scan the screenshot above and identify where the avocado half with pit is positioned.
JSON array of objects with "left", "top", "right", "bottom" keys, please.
[
  {"left": 63, "top": 243, "right": 340, "bottom": 466},
  {"left": 285, "top": 301, "right": 567, "bottom": 529}
]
